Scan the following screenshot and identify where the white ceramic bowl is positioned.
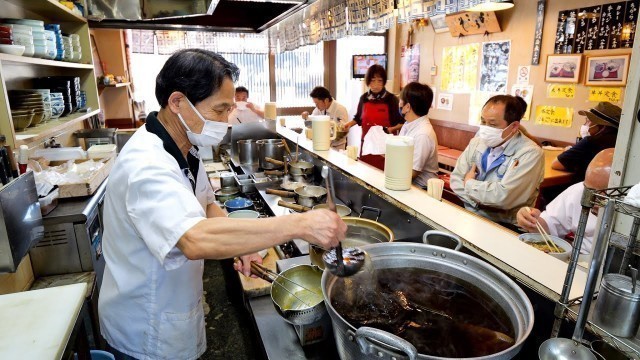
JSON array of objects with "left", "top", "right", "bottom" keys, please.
[
  {"left": 519, "top": 233, "right": 572, "bottom": 261},
  {"left": 4, "top": 19, "right": 44, "bottom": 27},
  {"left": 22, "top": 44, "right": 35, "bottom": 57},
  {"left": 0, "top": 44, "right": 25, "bottom": 56}
]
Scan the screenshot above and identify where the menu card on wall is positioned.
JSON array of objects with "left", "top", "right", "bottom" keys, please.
[
  {"left": 608, "top": 2, "right": 627, "bottom": 49},
  {"left": 586, "top": 6, "right": 602, "bottom": 51},
  {"left": 575, "top": 8, "right": 590, "bottom": 53},
  {"left": 623, "top": 0, "right": 639, "bottom": 48}
]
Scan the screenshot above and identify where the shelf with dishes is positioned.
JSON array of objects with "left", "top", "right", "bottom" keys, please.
[
  {"left": 14, "top": 109, "right": 100, "bottom": 146},
  {"left": 0, "top": 53, "right": 93, "bottom": 69}
]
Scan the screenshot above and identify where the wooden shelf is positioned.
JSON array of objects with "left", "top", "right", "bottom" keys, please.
[
  {"left": 98, "top": 82, "right": 130, "bottom": 88},
  {"left": 0, "top": 53, "right": 94, "bottom": 69},
  {"left": 14, "top": 109, "right": 100, "bottom": 146},
  {"left": 5, "top": 0, "right": 86, "bottom": 23}
]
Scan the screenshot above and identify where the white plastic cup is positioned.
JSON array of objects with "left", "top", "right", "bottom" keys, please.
[
  {"left": 427, "top": 178, "right": 445, "bottom": 201},
  {"left": 311, "top": 115, "right": 336, "bottom": 151},
  {"left": 264, "top": 102, "right": 277, "bottom": 121}
]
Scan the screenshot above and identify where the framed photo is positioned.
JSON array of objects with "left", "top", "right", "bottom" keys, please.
[
  {"left": 545, "top": 54, "right": 582, "bottom": 83},
  {"left": 429, "top": 14, "right": 449, "bottom": 34},
  {"left": 584, "top": 54, "right": 631, "bottom": 86}
]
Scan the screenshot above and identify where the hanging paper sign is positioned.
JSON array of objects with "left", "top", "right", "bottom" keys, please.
[
  {"left": 535, "top": 106, "right": 574, "bottom": 127},
  {"left": 588, "top": 87, "right": 624, "bottom": 103},
  {"left": 531, "top": 0, "right": 545, "bottom": 64},
  {"left": 547, "top": 84, "right": 576, "bottom": 99},
  {"left": 440, "top": 43, "right": 479, "bottom": 93},
  {"left": 436, "top": 93, "right": 453, "bottom": 111},
  {"left": 511, "top": 85, "right": 534, "bottom": 121},
  {"left": 517, "top": 66, "right": 531, "bottom": 84}
]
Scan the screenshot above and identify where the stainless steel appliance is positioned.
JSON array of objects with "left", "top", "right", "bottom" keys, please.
[
  {"left": 0, "top": 172, "right": 43, "bottom": 273},
  {"left": 29, "top": 179, "right": 108, "bottom": 287}
]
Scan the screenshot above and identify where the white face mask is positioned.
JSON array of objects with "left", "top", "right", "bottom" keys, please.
[
  {"left": 177, "top": 98, "right": 228, "bottom": 147},
  {"left": 580, "top": 124, "right": 594, "bottom": 138},
  {"left": 477, "top": 125, "right": 506, "bottom": 148}
]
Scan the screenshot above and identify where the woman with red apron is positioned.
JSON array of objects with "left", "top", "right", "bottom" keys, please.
[{"left": 345, "top": 64, "right": 404, "bottom": 170}]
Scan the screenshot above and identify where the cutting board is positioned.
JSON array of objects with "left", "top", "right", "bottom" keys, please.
[
  {"left": 239, "top": 248, "right": 278, "bottom": 298},
  {"left": 0, "top": 283, "right": 87, "bottom": 360}
]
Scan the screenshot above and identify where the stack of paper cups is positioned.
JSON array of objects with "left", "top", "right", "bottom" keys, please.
[
  {"left": 427, "top": 178, "right": 445, "bottom": 201},
  {"left": 264, "top": 102, "right": 277, "bottom": 121},
  {"left": 384, "top": 136, "right": 414, "bottom": 190}
]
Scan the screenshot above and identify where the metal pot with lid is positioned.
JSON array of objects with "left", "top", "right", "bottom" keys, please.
[
  {"left": 321, "top": 243, "right": 534, "bottom": 360},
  {"left": 593, "top": 273, "right": 640, "bottom": 338}
]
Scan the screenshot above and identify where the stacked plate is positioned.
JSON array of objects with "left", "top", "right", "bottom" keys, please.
[
  {"left": 3, "top": 19, "right": 47, "bottom": 58},
  {"left": 69, "top": 33, "right": 81, "bottom": 62},
  {"left": 8, "top": 90, "right": 45, "bottom": 128},
  {"left": 29, "top": 89, "right": 52, "bottom": 122},
  {"left": 34, "top": 76, "right": 80, "bottom": 116},
  {"left": 50, "top": 92, "right": 64, "bottom": 119},
  {"left": 0, "top": 23, "right": 34, "bottom": 57},
  {"left": 44, "top": 24, "right": 64, "bottom": 60},
  {"left": 61, "top": 35, "right": 73, "bottom": 62}
]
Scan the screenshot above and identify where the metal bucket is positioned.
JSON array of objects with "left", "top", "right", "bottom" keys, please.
[
  {"left": 237, "top": 139, "right": 258, "bottom": 164},
  {"left": 593, "top": 273, "right": 640, "bottom": 337},
  {"left": 257, "top": 139, "right": 284, "bottom": 169}
]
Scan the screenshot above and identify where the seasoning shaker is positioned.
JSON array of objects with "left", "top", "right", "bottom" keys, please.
[
  {"left": 593, "top": 270, "right": 640, "bottom": 338},
  {"left": 18, "top": 145, "right": 29, "bottom": 175}
]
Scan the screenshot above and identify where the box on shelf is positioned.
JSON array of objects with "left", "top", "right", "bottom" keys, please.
[{"left": 87, "top": 144, "right": 116, "bottom": 159}]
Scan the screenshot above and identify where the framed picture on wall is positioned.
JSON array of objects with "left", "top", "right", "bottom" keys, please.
[
  {"left": 584, "top": 54, "right": 631, "bottom": 86},
  {"left": 545, "top": 54, "right": 582, "bottom": 83}
]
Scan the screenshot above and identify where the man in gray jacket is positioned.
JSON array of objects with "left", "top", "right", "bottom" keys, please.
[{"left": 450, "top": 95, "right": 544, "bottom": 226}]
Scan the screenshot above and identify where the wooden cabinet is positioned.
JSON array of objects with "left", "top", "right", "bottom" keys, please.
[{"left": 0, "top": 0, "right": 100, "bottom": 149}]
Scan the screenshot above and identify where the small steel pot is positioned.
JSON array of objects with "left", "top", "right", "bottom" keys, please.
[
  {"left": 257, "top": 139, "right": 285, "bottom": 170},
  {"left": 312, "top": 204, "right": 351, "bottom": 217},
  {"left": 294, "top": 185, "right": 327, "bottom": 208},
  {"left": 593, "top": 273, "right": 640, "bottom": 337}
]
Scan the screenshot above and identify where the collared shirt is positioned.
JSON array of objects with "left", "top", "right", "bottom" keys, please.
[
  {"left": 540, "top": 182, "right": 596, "bottom": 254},
  {"left": 398, "top": 115, "right": 439, "bottom": 187},
  {"left": 228, "top": 103, "right": 262, "bottom": 125},
  {"left": 99, "top": 113, "right": 214, "bottom": 360},
  {"left": 486, "top": 137, "right": 512, "bottom": 170}
]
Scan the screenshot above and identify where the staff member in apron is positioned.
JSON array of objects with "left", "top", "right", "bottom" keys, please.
[
  {"left": 450, "top": 95, "right": 544, "bottom": 227},
  {"left": 344, "top": 64, "right": 403, "bottom": 170},
  {"left": 99, "top": 49, "right": 346, "bottom": 360}
]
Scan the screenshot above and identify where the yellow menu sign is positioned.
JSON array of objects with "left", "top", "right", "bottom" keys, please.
[
  {"left": 535, "top": 106, "right": 573, "bottom": 128},
  {"left": 547, "top": 84, "right": 576, "bottom": 99},
  {"left": 588, "top": 87, "right": 623, "bottom": 103}
]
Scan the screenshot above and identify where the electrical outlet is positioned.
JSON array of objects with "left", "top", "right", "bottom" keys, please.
[{"left": 430, "top": 65, "right": 437, "bottom": 76}]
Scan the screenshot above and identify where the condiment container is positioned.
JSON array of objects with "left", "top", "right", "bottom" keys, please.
[
  {"left": 384, "top": 136, "right": 413, "bottom": 190},
  {"left": 18, "top": 144, "right": 29, "bottom": 175},
  {"left": 264, "top": 102, "right": 277, "bottom": 121},
  {"left": 593, "top": 273, "right": 640, "bottom": 337},
  {"left": 311, "top": 115, "right": 336, "bottom": 151}
]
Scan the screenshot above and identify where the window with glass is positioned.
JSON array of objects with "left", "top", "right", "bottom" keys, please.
[{"left": 275, "top": 42, "right": 324, "bottom": 108}]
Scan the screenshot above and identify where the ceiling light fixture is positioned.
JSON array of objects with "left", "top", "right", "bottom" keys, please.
[{"left": 468, "top": 0, "right": 514, "bottom": 12}]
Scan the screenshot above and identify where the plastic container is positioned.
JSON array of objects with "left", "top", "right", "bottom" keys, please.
[
  {"left": 384, "top": 136, "right": 414, "bottom": 191},
  {"left": 87, "top": 144, "right": 117, "bottom": 159},
  {"left": 34, "top": 147, "right": 86, "bottom": 161}
]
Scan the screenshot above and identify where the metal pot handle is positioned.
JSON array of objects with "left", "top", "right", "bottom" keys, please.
[
  {"left": 422, "top": 230, "right": 463, "bottom": 251},
  {"left": 355, "top": 327, "right": 418, "bottom": 360},
  {"left": 360, "top": 206, "right": 381, "bottom": 221}
]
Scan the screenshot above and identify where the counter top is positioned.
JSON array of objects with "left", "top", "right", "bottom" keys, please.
[
  {"left": 0, "top": 282, "right": 87, "bottom": 360},
  {"left": 276, "top": 124, "right": 587, "bottom": 301}
]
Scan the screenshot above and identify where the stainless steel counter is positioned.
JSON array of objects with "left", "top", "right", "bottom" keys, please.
[{"left": 43, "top": 179, "right": 108, "bottom": 225}]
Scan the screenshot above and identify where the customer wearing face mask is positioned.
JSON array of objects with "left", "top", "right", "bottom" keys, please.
[
  {"left": 551, "top": 102, "right": 620, "bottom": 183},
  {"left": 397, "top": 82, "right": 439, "bottom": 187},
  {"left": 450, "top": 95, "right": 544, "bottom": 227},
  {"left": 99, "top": 49, "right": 346, "bottom": 360}
]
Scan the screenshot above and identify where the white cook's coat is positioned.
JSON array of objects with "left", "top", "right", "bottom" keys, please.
[{"left": 99, "top": 125, "right": 215, "bottom": 360}]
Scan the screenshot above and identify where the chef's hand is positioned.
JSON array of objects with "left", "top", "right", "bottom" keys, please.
[
  {"left": 234, "top": 253, "right": 263, "bottom": 278},
  {"left": 301, "top": 111, "right": 309, "bottom": 120},
  {"left": 300, "top": 209, "right": 346, "bottom": 249},
  {"left": 463, "top": 164, "right": 478, "bottom": 185},
  {"left": 516, "top": 207, "right": 541, "bottom": 233}
]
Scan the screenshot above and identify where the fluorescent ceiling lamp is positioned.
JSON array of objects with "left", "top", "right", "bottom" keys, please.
[{"left": 468, "top": 0, "right": 514, "bottom": 12}]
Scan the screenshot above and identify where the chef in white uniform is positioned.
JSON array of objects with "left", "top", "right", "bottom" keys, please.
[{"left": 99, "top": 49, "right": 346, "bottom": 360}]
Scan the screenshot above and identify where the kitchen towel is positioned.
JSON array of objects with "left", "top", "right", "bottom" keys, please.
[{"left": 625, "top": 182, "right": 640, "bottom": 208}]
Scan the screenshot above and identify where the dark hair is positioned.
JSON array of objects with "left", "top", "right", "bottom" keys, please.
[
  {"left": 365, "top": 64, "right": 387, "bottom": 86},
  {"left": 399, "top": 82, "right": 433, "bottom": 117},
  {"left": 309, "top": 86, "right": 332, "bottom": 101},
  {"left": 483, "top": 95, "right": 527, "bottom": 124},
  {"left": 235, "top": 86, "right": 249, "bottom": 97},
  {"left": 155, "top": 49, "right": 239, "bottom": 108}
]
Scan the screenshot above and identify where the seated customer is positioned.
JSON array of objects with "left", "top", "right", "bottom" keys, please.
[
  {"left": 517, "top": 148, "right": 614, "bottom": 254},
  {"left": 397, "top": 82, "right": 439, "bottom": 187},
  {"left": 228, "top": 86, "right": 265, "bottom": 124},
  {"left": 450, "top": 95, "right": 544, "bottom": 226},
  {"left": 302, "top": 86, "right": 350, "bottom": 149},
  {"left": 551, "top": 102, "right": 620, "bottom": 182}
]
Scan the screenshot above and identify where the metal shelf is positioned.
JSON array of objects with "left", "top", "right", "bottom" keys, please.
[{"left": 593, "top": 186, "right": 640, "bottom": 219}]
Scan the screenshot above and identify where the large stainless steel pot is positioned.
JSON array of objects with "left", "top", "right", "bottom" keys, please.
[
  {"left": 257, "top": 139, "right": 285, "bottom": 169},
  {"left": 321, "top": 243, "right": 534, "bottom": 360}
]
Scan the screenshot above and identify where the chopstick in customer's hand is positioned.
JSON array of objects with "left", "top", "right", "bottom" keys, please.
[{"left": 525, "top": 207, "right": 561, "bottom": 253}]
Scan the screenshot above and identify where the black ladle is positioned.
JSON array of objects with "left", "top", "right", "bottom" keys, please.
[{"left": 321, "top": 166, "right": 365, "bottom": 277}]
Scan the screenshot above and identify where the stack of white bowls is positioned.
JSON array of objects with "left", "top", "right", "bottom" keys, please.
[
  {"left": 43, "top": 30, "right": 57, "bottom": 59},
  {"left": 49, "top": 92, "right": 65, "bottom": 119},
  {"left": 0, "top": 23, "right": 34, "bottom": 57},
  {"left": 61, "top": 35, "right": 73, "bottom": 62},
  {"left": 69, "top": 34, "right": 81, "bottom": 62},
  {"left": 384, "top": 136, "right": 414, "bottom": 191},
  {"left": 3, "top": 19, "right": 47, "bottom": 58},
  {"left": 44, "top": 24, "right": 64, "bottom": 61}
]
